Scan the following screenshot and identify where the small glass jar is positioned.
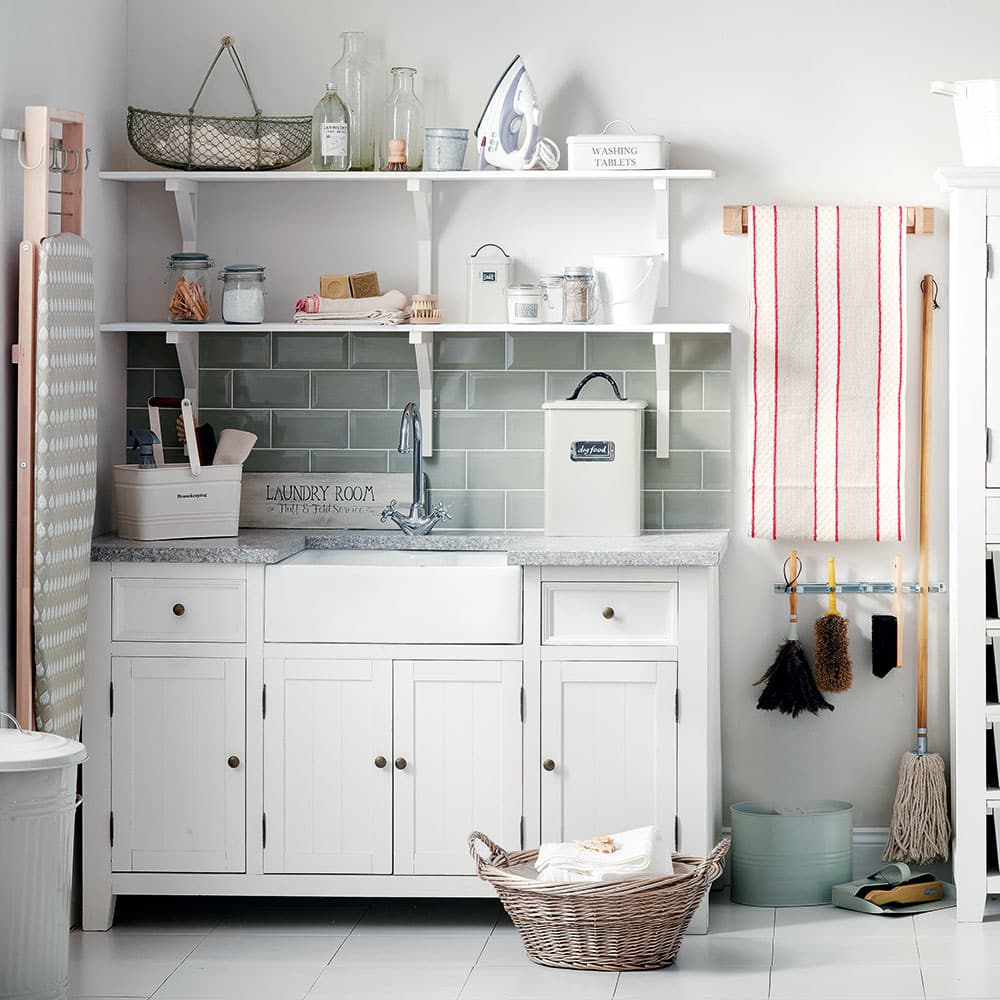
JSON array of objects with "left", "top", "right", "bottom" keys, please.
[
  {"left": 166, "top": 252, "right": 213, "bottom": 323},
  {"left": 218, "top": 265, "right": 266, "bottom": 324},
  {"left": 562, "top": 266, "right": 598, "bottom": 324},
  {"left": 539, "top": 274, "right": 564, "bottom": 323},
  {"left": 505, "top": 283, "right": 541, "bottom": 324}
]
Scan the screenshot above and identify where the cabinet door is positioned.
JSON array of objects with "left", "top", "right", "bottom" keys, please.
[
  {"left": 541, "top": 661, "right": 677, "bottom": 850},
  {"left": 263, "top": 658, "right": 392, "bottom": 874},
  {"left": 989, "top": 217, "right": 1000, "bottom": 488},
  {"left": 394, "top": 660, "right": 522, "bottom": 875},
  {"left": 111, "top": 657, "right": 245, "bottom": 873}
]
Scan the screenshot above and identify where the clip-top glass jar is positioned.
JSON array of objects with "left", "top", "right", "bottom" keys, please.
[
  {"left": 218, "top": 265, "right": 266, "bottom": 324},
  {"left": 166, "top": 252, "right": 213, "bottom": 323},
  {"left": 563, "top": 266, "right": 598, "bottom": 324},
  {"left": 539, "top": 274, "right": 564, "bottom": 323}
]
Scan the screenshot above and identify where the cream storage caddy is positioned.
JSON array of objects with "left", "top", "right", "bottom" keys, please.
[
  {"left": 114, "top": 398, "right": 242, "bottom": 540},
  {"left": 543, "top": 373, "right": 646, "bottom": 536}
]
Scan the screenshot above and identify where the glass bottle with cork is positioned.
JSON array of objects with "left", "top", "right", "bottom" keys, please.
[{"left": 311, "top": 84, "right": 350, "bottom": 171}]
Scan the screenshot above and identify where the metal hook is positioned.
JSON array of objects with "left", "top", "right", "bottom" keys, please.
[
  {"left": 49, "top": 145, "right": 67, "bottom": 172},
  {"left": 920, "top": 276, "right": 941, "bottom": 310},
  {"left": 17, "top": 138, "right": 45, "bottom": 170},
  {"left": 782, "top": 556, "right": 803, "bottom": 592},
  {"left": 83, "top": 147, "right": 91, "bottom": 171},
  {"left": 62, "top": 148, "right": 80, "bottom": 175}
]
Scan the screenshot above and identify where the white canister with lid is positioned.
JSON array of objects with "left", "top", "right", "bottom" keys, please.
[
  {"left": 505, "top": 283, "right": 541, "bottom": 324},
  {"left": 543, "top": 372, "right": 646, "bottom": 536},
  {"left": 566, "top": 121, "right": 670, "bottom": 170},
  {"left": 467, "top": 243, "right": 514, "bottom": 323}
]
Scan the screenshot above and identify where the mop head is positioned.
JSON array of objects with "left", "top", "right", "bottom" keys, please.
[
  {"left": 883, "top": 751, "right": 951, "bottom": 864},
  {"left": 815, "top": 613, "right": 853, "bottom": 692},
  {"left": 755, "top": 639, "right": 835, "bottom": 717}
]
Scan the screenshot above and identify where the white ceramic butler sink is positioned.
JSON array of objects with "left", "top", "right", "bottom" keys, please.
[{"left": 264, "top": 549, "right": 522, "bottom": 644}]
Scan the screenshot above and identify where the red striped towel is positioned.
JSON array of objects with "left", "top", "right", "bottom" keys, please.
[{"left": 749, "top": 206, "right": 907, "bottom": 542}]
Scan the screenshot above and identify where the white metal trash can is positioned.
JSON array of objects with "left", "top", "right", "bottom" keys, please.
[{"left": 0, "top": 712, "right": 87, "bottom": 1000}]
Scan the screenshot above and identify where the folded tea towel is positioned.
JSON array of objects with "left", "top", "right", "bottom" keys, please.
[
  {"left": 535, "top": 826, "right": 670, "bottom": 883},
  {"left": 294, "top": 289, "right": 409, "bottom": 325},
  {"left": 155, "top": 122, "right": 282, "bottom": 169},
  {"left": 748, "top": 206, "right": 907, "bottom": 542}
]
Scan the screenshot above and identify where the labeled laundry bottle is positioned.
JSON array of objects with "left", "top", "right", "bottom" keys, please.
[{"left": 311, "top": 84, "right": 350, "bottom": 171}]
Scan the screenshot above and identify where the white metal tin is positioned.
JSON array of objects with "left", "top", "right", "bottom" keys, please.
[
  {"left": 543, "top": 374, "right": 646, "bottom": 536},
  {"left": 467, "top": 243, "right": 514, "bottom": 323},
  {"left": 566, "top": 121, "right": 669, "bottom": 171}
]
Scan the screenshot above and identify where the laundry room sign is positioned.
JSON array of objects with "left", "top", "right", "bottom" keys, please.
[{"left": 239, "top": 473, "right": 411, "bottom": 529}]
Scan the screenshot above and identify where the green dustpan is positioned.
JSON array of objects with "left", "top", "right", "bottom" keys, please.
[{"left": 832, "top": 862, "right": 956, "bottom": 915}]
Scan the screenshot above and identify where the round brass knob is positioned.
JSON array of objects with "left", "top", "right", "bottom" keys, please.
[
  {"left": 394, "top": 757, "right": 408, "bottom": 770},
  {"left": 602, "top": 607, "right": 615, "bottom": 620},
  {"left": 172, "top": 603, "right": 186, "bottom": 617},
  {"left": 227, "top": 755, "right": 240, "bottom": 769},
  {"left": 374, "top": 756, "right": 387, "bottom": 769},
  {"left": 542, "top": 758, "right": 556, "bottom": 772}
]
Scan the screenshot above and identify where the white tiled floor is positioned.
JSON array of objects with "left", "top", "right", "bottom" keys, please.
[{"left": 67, "top": 892, "right": 1000, "bottom": 1000}]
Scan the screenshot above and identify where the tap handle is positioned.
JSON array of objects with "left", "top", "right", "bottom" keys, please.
[
  {"left": 380, "top": 499, "right": 399, "bottom": 523},
  {"left": 432, "top": 503, "right": 452, "bottom": 521}
]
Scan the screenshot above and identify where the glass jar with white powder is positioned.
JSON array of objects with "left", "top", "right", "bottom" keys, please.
[{"left": 218, "top": 265, "right": 266, "bottom": 324}]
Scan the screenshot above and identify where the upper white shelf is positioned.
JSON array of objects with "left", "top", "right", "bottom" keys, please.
[
  {"left": 99, "top": 168, "right": 715, "bottom": 183},
  {"left": 101, "top": 321, "right": 732, "bottom": 335}
]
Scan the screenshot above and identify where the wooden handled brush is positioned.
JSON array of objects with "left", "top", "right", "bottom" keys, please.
[{"left": 815, "top": 556, "right": 852, "bottom": 692}]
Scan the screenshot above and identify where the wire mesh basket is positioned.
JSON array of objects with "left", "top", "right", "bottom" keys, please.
[{"left": 127, "top": 36, "right": 310, "bottom": 171}]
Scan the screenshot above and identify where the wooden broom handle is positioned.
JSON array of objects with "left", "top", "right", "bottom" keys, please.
[
  {"left": 789, "top": 549, "right": 798, "bottom": 619},
  {"left": 893, "top": 554, "right": 904, "bottom": 670},
  {"left": 917, "top": 275, "right": 934, "bottom": 733}
]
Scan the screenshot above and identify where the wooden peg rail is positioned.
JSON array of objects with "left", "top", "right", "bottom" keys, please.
[{"left": 722, "top": 205, "right": 934, "bottom": 236}]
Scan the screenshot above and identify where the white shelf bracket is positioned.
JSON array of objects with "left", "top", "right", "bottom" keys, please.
[
  {"left": 408, "top": 177, "right": 433, "bottom": 294},
  {"left": 165, "top": 178, "right": 199, "bottom": 252},
  {"left": 165, "top": 328, "right": 199, "bottom": 417},
  {"left": 653, "top": 330, "right": 671, "bottom": 458},
  {"left": 653, "top": 176, "right": 669, "bottom": 308},
  {"left": 409, "top": 327, "right": 434, "bottom": 457}
]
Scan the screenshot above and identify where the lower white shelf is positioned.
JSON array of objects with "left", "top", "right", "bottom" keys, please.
[{"left": 106, "top": 320, "right": 733, "bottom": 459}]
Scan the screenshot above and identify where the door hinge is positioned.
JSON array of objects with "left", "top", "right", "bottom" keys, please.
[
  {"left": 262, "top": 812, "right": 267, "bottom": 849},
  {"left": 989, "top": 243, "right": 994, "bottom": 279},
  {"left": 109, "top": 681, "right": 114, "bottom": 718},
  {"left": 675, "top": 688, "right": 680, "bottom": 723},
  {"left": 110, "top": 811, "right": 114, "bottom": 847},
  {"left": 262, "top": 683, "right": 267, "bottom": 720},
  {"left": 520, "top": 815, "right": 525, "bottom": 851},
  {"left": 519, "top": 685, "right": 525, "bottom": 724}
]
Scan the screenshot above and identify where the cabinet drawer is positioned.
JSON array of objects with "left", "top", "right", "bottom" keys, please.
[
  {"left": 112, "top": 578, "right": 246, "bottom": 643},
  {"left": 541, "top": 581, "right": 677, "bottom": 645},
  {"left": 988, "top": 497, "right": 1000, "bottom": 542}
]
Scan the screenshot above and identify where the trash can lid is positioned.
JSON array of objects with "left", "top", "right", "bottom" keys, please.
[{"left": 0, "top": 713, "right": 87, "bottom": 771}]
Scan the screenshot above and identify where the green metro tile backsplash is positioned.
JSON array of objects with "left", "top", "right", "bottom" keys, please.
[{"left": 126, "top": 328, "right": 731, "bottom": 530}]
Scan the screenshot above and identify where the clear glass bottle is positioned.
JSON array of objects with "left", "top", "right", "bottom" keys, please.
[
  {"left": 311, "top": 84, "right": 350, "bottom": 171},
  {"left": 381, "top": 67, "right": 424, "bottom": 172},
  {"left": 330, "top": 31, "right": 375, "bottom": 171}
]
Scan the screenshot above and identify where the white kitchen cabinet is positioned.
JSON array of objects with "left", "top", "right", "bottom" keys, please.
[
  {"left": 393, "top": 660, "right": 523, "bottom": 875},
  {"left": 110, "top": 656, "right": 245, "bottom": 874},
  {"left": 540, "top": 661, "right": 677, "bottom": 849},
  {"left": 262, "top": 658, "right": 392, "bottom": 875}
]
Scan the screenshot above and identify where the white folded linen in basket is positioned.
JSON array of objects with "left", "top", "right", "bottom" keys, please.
[
  {"left": 155, "top": 122, "right": 283, "bottom": 169},
  {"left": 535, "top": 826, "right": 671, "bottom": 883}
]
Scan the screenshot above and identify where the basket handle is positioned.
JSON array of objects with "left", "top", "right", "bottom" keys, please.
[
  {"left": 189, "top": 35, "right": 262, "bottom": 118},
  {"left": 468, "top": 831, "right": 511, "bottom": 871},
  {"left": 695, "top": 838, "right": 731, "bottom": 882}
]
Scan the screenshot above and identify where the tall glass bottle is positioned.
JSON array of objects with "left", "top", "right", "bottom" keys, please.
[
  {"left": 311, "top": 84, "right": 350, "bottom": 171},
  {"left": 381, "top": 67, "right": 424, "bottom": 172},
  {"left": 330, "top": 31, "right": 375, "bottom": 171}
]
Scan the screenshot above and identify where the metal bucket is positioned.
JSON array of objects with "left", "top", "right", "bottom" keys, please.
[{"left": 730, "top": 800, "right": 854, "bottom": 907}]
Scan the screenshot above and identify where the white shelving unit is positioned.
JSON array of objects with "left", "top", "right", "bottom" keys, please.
[{"left": 102, "top": 167, "right": 728, "bottom": 457}]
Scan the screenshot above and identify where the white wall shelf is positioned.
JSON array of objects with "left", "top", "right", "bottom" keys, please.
[{"left": 106, "top": 321, "right": 732, "bottom": 458}]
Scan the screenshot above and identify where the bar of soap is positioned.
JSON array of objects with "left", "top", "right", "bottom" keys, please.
[
  {"left": 320, "top": 274, "right": 351, "bottom": 299},
  {"left": 350, "top": 271, "right": 381, "bottom": 298}
]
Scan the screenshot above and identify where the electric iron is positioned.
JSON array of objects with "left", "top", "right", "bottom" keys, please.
[{"left": 475, "top": 55, "right": 560, "bottom": 170}]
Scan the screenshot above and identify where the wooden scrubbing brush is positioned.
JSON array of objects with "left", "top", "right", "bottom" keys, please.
[{"left": 815, "top": 556, "right": 852, "bottom": 692}]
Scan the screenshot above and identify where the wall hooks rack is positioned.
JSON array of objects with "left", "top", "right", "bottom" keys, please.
[
  {"left": 1, "top": 127, "right": 91, "bottom": 173},
  {"left": 772, "top": 582, "right": 947, "bottom": 594},
  {"left": 723, "top": 205, "right": 935, "bottom": 235}
]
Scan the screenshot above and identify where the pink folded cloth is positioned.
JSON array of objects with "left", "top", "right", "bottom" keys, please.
[{"left": 294, "top": 289, "right": 409, "bottom": 325}]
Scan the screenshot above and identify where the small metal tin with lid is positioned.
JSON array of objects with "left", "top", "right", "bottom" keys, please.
[
  {"left": 218, "top": 264, "right": 266, "bottom": 324},
  {"left": 505, "top": 283, "right": 541, "bottom": 324},
  {"left": 166, "top": 252, "right": 213, "bottom": 323},
  {"left": 566, "top": 121, "right": 670, "bottom": 170}
]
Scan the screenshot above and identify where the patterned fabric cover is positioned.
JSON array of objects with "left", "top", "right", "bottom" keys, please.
[{"left": 33, "top": 233, "right": 97, "bottom": 736}]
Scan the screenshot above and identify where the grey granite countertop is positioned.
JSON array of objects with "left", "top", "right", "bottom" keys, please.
[{"left": 91, "top": 529, "right": 728, "bottom": 567}]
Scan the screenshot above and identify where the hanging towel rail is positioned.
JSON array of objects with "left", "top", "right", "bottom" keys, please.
[{"left": 722, "top": 205, "right": 934, "bottom": 235}]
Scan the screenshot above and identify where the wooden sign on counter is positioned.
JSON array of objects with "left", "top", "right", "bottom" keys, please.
[{"left": 239, "top": 473, "right": 412, "bottom": 529}]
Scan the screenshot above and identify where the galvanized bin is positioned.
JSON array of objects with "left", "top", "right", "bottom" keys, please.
[{"left": 730, "top": 800, "right": 853, "bottom": 906}]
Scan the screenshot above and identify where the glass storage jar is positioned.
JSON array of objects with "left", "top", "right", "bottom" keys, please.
[
  {"left": 166, "top": 252, "right": 213, "bottom": 323},
  {"left": 330, "top": 31, "right": 375, "bottom": 170},
  {"left": 218, "top": 265, "right": 266, "bottom": 324},
  {"left": 539, "top": 274, "right": 564, "bottom": 323},
  {"left": 562, "top": 266, "right": 598, "bottom": 324}
]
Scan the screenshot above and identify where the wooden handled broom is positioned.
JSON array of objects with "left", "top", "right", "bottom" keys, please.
[{"left": 883, "top": 275, "right": 951, "bottom": 864}]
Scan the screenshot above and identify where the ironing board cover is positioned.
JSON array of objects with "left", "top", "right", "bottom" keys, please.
[{"left": 32, "top": 233, "right": 98, "bottom": 736}]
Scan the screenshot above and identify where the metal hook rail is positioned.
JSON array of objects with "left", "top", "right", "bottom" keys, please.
[{"left": 773, "top": 582, "right": 947, "bottom": 594}]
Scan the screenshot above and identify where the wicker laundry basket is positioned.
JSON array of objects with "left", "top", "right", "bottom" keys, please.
[{"left": 469, "top": 832, "right": 730, "bottom": 972}]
